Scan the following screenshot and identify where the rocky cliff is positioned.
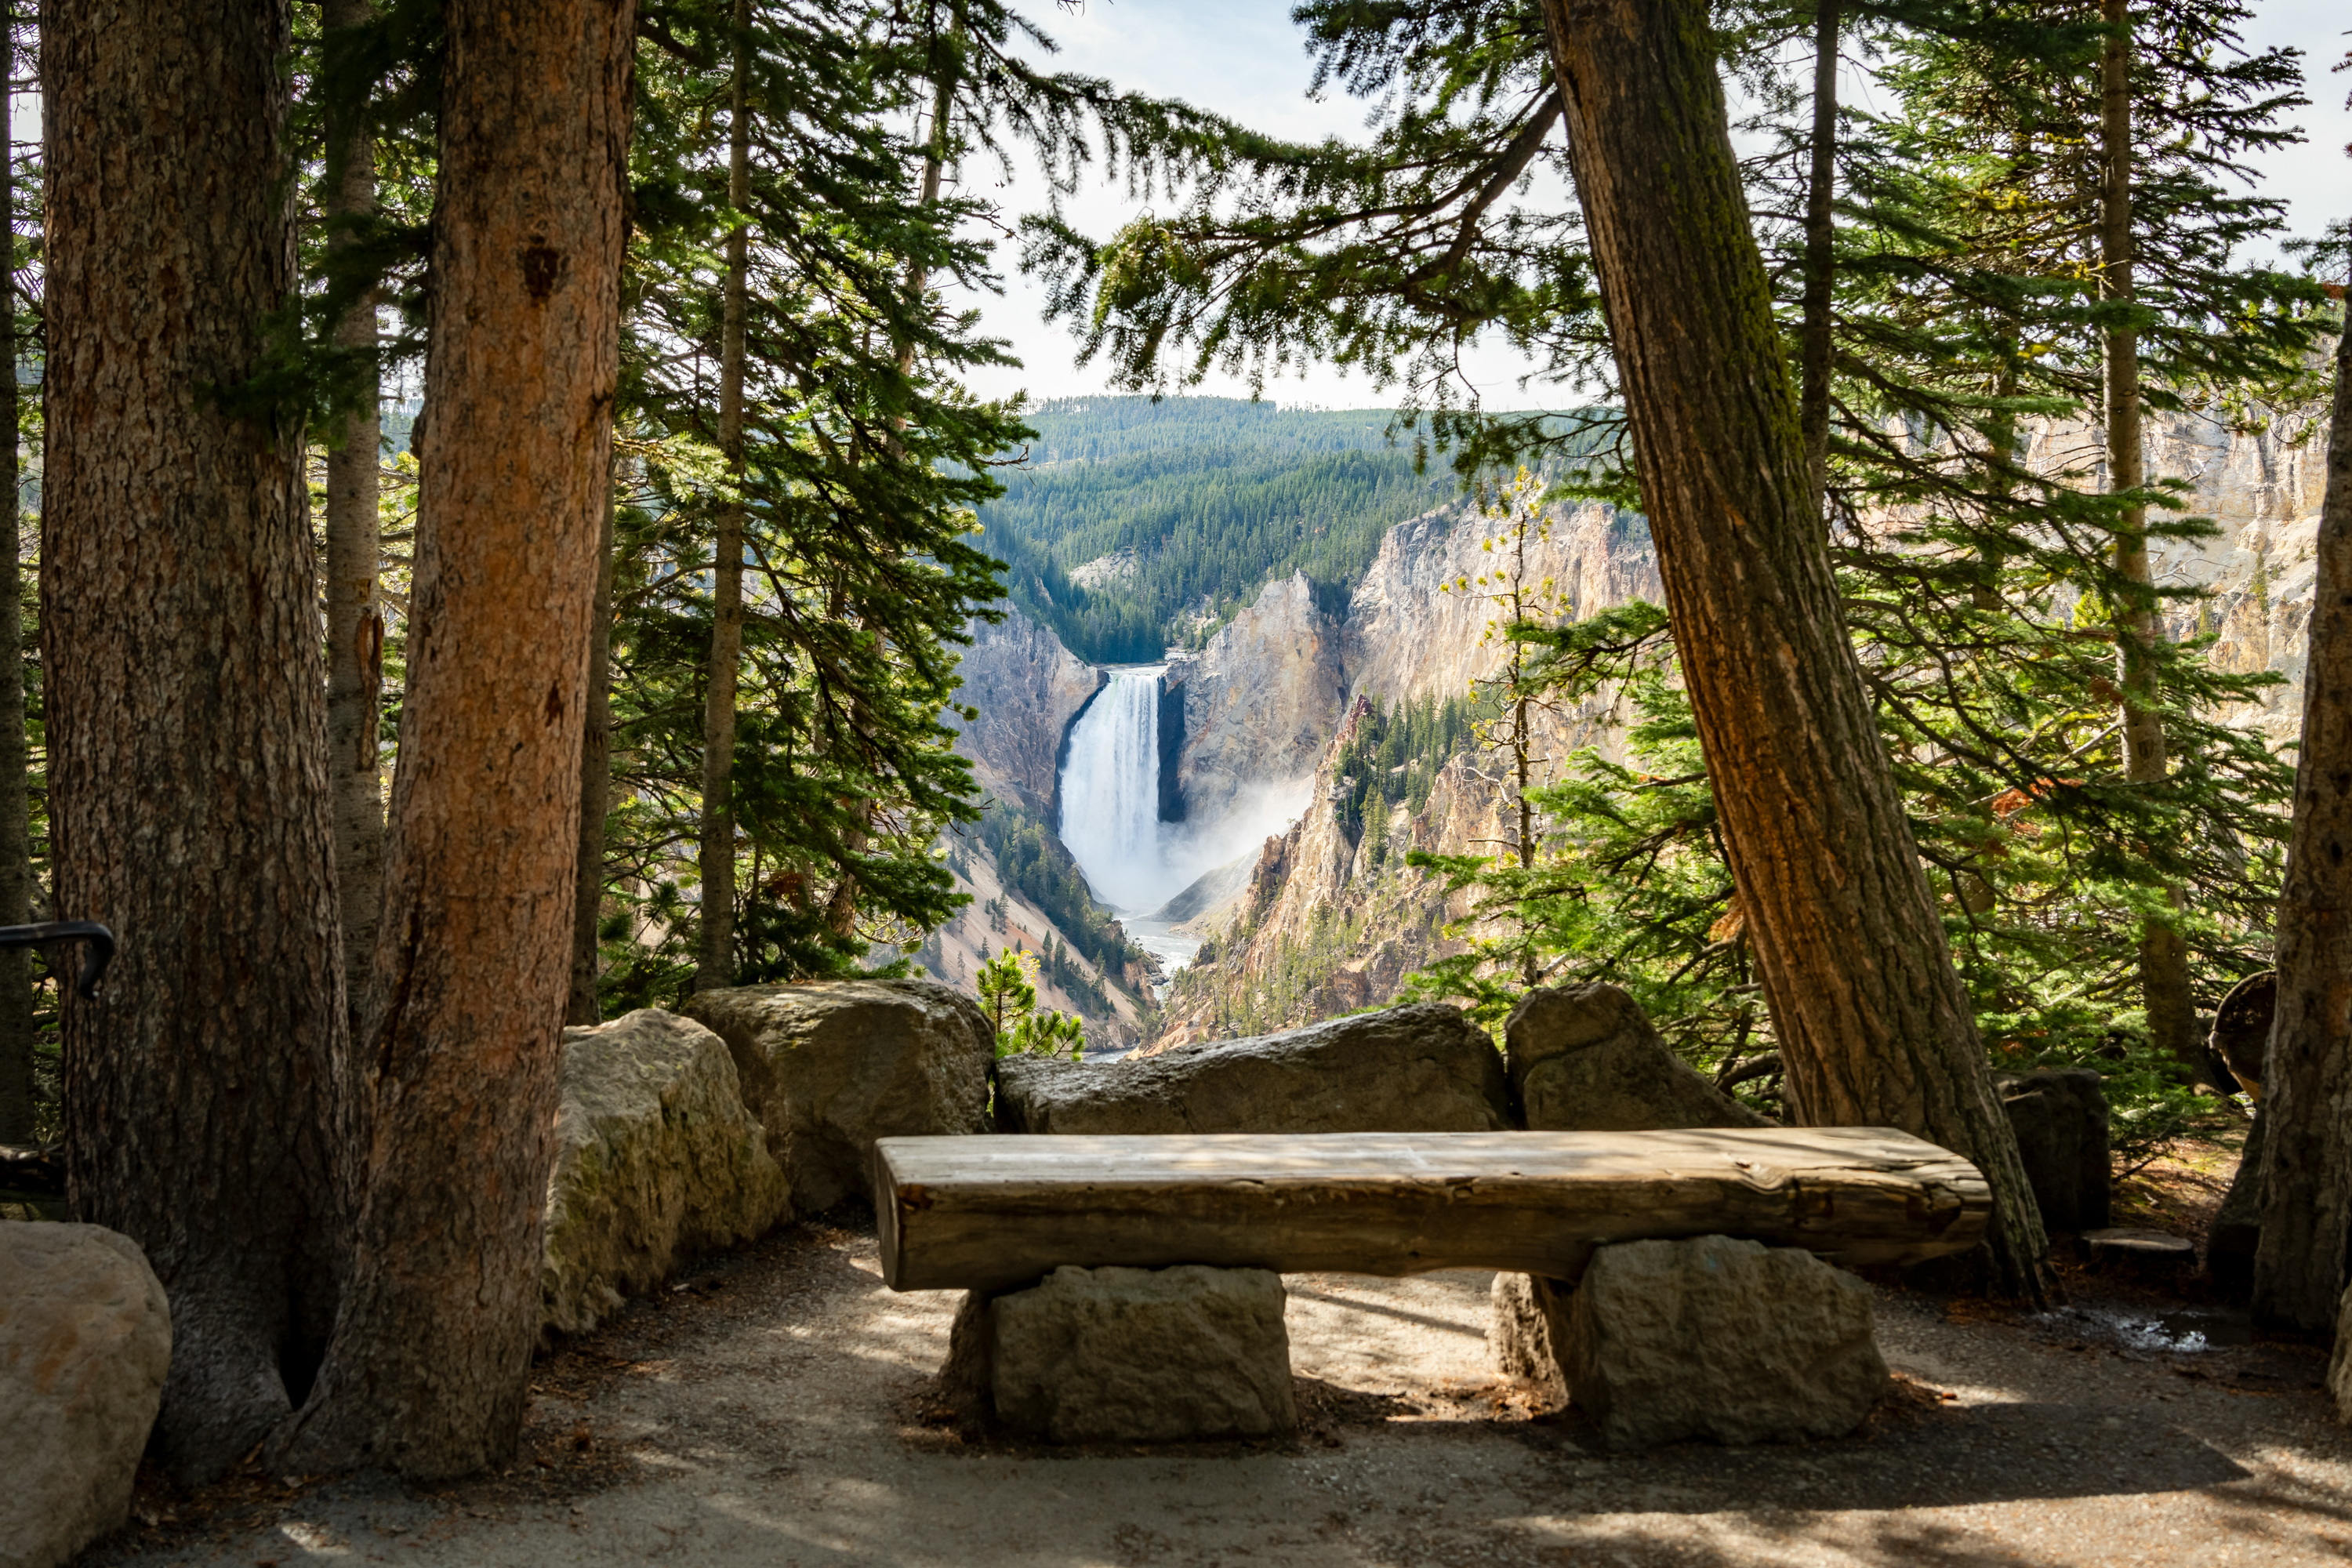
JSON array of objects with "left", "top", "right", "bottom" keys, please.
[
  {"left": 2127, "top": 399, "right": 2329, "bottom": 738},
  {"left": 953, "top": 386, "right": 2336, "bottom": 1056},
  {"left": 944, "top": 608, "right": 1102, "bottom": 815},
  {"left": 1156, "top": 390, "right": 2334, "bottom": 1050},
  {"left": 1167, "top": 572, "right": 1348, "bottom": 826},
  {"left": 1152, "top": 495, "right": 1664, "bottom": 1048},
  {"left": 1343, "top": 499, "right": 1664, "bottom": 706}
]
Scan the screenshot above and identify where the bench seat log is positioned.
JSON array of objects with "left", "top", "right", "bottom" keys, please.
[{"left": 876, "top": 1127, "right": 1990, "bottom": 1293}]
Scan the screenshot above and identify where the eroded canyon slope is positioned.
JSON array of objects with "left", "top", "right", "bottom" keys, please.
[
  {"left": 1157, "top": 396, "right": 2332, "bottom": 1050},
  {"left": 1152, "top": 495, "right": 1664, "bottom": 1047}
]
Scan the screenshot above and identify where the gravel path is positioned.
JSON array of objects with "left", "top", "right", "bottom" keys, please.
[{"left": 93, "top": 1218, "right": 2352, "bottom": 1568}]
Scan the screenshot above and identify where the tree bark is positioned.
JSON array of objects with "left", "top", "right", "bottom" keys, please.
[
  {"left": 42, "top": 0, "right": 354, "bottom": 1482},
  {"left": 2098, "top": 0, "right": 2196, "bottom": 1075},
  {"left": 568, "top": 464, "right": 616, "bottom": 1026},
  {"left": 274, "top": 0, "right": 633, "bottom": 1479},
  {"left": 1798, "top": 0, "right": 1838, "bottom": 510},
  {"left": 1535, "top": 0, "right": 2053, "bottom": 1301},
  {"left": 695, "top": 0, "right": 750, "bottom": 991},
  {"left": 2251, "top": 289, "right": 2352, "bottom": 1333},
  {"left": 323, "top": 0, "right": 386, "bottom": 1027},
  {"left": 0, "top": 2, "right": 37, "bottom": 1146}
]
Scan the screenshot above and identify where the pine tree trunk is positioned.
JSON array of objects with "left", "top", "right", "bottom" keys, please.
[
  {"left": 1535, "top": 0, "right": 2053, "bottom": 1301},
  {"left": 2098, "top": 0, "right": 2196, "bottom": 1074},
  {"left": 1798, "top": 0, "right": 1838, "bottom": 507},
  {"left": 323, "top": 0, "right": 385, "bottom": 1026},
  {"left": 2250, "top": 287, "right": 2352, "bottom": 1333},
  {"left": 695, "top": 0, "right": 750, "bottom": 991},
  {"left": 42, "top": 0, "right": 354, "bottom": 1483},
  {"left": 0, "top": 2, "right": 36, "bottom": 1146},
  {"left": 274, "top": 0, "right": 633, "bottom": 1480},
  {"left": 568, "top": 466, "right": 615, "bottom": 1026}
]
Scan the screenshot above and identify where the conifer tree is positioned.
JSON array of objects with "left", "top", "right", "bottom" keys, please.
[{"left": 321, "top": 0, "right": 387, "bottom": 1019}]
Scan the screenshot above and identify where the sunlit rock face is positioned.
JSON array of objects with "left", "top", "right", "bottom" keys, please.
[
  {"left": 1150, "top": 495, "right": 1673, "bottom": 1051},
  {"left": 1343, "top": 498, "right": 1663, "bottom": 708},
  {"left": 2136, "top": 400, "right": 2331, "bottom": 738},
  {"left": 540, "top": 1008, "right": 788, "bottom": 1341},
  {"left": 1171, "top": 571, "right": 1346, "bottom": 829},
  {"left": 1988, "top": 394, "right": 2332, "bottom": 741}
]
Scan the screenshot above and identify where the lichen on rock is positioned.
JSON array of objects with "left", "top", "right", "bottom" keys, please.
[
  {"left": 970, "top": 1265, "right": 1298, "bottom": 1443},
  {"left": 541, "top": 1007, "right": 789, "bottom": 1341},
  {"left": 682, "top": 978, "right": 993, "bottom": 1213},
  {"left": 996, "top": 1000, "right": 1510, "bottom": 1134},
  {"left": 1504, "top": 982, "right": 1766, "bottom": 1131}
]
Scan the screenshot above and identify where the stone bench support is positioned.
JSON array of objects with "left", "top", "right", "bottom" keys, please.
[
  {"left": 946, "top": 1265, "right": 1297, "bottom": 1443},
  {"left": 1491, "top": 1236, "right": 1889, "bottom": 1450}
]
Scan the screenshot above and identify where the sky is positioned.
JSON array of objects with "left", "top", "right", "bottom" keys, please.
[{"left": 948, "top": 0, "right": 2352, "bottom": 414}]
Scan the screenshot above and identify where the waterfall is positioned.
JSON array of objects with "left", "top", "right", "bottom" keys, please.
[
  {"left": 1058, "top": 662, "right": 1313, "bottom": 971},
  {"left": 1058, "top": 666, "right": 1167, "bottom": 913}
]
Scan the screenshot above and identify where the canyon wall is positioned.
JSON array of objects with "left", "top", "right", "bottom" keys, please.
[
  {"left": 2122, "top": 400, "right": 2328, "bottom": 738},
  {"left": 1167, "top": 572, "right": 1348, "bottom": 827},
  {"left": 1344, "top": 499, "right": 1664, "bottom": 706},
  {"left": 949, "top": 388, "right": 2335, "bottom": 1054},
  {"left": 943, "top": 607, "right": 1102, "bottom": 815},
  {"left": 1158, "top": 394, "right": 2335, "bottom": 1050},
  {"left": 1151, "top": 494, "right": 1665, "bottom": 1048}
]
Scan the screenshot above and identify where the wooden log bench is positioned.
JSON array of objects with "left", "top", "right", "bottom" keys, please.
[
  {"left": 877, "top": 1127, "right": 1990, "bottom": 1447},
  {"left": 877, "top": 1126, "right": 1991, "bottom": 1293}
]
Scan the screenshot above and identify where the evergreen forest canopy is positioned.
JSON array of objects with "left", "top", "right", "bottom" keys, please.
[
  {"left": 0, "top": 0, "right": 2347, "bottom": 1494},
  {"left": 976, "top": 396, "right": 1451, "bottom": 662}
]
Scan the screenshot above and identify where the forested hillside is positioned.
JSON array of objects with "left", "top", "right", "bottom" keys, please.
[{"left": 978, "top": 398, "right": 1450, "bottom": 661}]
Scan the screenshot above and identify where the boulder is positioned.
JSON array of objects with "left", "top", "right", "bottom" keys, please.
[
  {"left": 2210, "top": 970, "right": 2275, "bottom": 1098},
  {"left": 1504, "top": 984, "right": 1766, "bottom": 1131},
  {"left": 1995, "top": 1069, "right": 2111, "bottom": 1233},
  {"left": 682, "top": 978, "right": 992, "bottom": 1212},
  {"left": 995, "top": 1001, "right": 1510, "bottom": 1134},
  {"left": 1488, "top": 1271, "right": 1571, "bottom": 1403},
  {"left": 0, "top": 1223, "right": 172, "bottom": 1568},
  {"left": 543, "top": 1008, "right": 789, "bottom": 1339},
  {"left": 1558, "top": 1234, "right": 1888, "bottom": 1451},
  {"left": 949, "top": 1265, "right": 1297, "bottom": 1443}
]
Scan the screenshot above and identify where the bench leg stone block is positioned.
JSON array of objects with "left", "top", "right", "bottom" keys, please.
[
  {"left": 1561, "top": 1236, "right": 1888, "bottom": 1450},
  {"left": 1492, "top": 1237, "right": 1889, "bottom": 1450},
  {"left": 946, "top": 1265, "right": 1297, "bottom": 1443},
  {"left": 1488, "top": 1272, "right": 1571, "bottom": 1403}
]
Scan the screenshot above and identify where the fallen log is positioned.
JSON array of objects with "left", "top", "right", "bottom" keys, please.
[{"left": 877, "top": 1127, "right": 1989, "bottom": 1294}]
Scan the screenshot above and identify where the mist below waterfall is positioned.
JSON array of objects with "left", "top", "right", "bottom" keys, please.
[{"left": 1058, "top": 666, "right": 1309, "bottom": 929}]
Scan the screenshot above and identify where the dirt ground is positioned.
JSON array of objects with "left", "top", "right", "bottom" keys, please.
[{"left": 89, "top": 1134, "right": 2352, "bottom": 1568}]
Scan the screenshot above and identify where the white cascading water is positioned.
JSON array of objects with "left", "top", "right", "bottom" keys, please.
[
  {"left": 1057, "top": 666, "right": 1168, "bottom": 913},
  {"left": 1058, "top": 662, "right": 1314, "bottom": 983}
]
